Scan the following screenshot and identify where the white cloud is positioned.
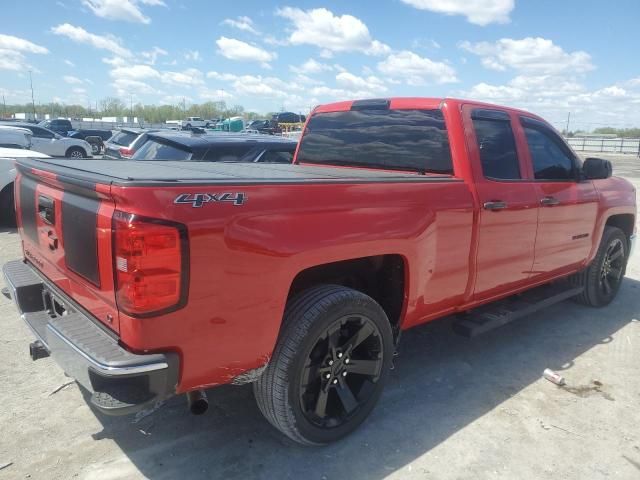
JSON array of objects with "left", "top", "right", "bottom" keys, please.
[
  {"left": 64, "top": 59, "right": 75, "bottom": 67},
  {"left": 185, "top": 50, "right": 201, "bottom": 61},
  {"left": 113, "top": 78, "right": 162, "bottom": 96},
  {"left": 290, "top": 58, "right": 333, "bottom": 74},
  {"left": 377, "top": 50, "right": 458, "bottom": 85},
  {"left": 216, "top": 37, "right": 276, "bottom": 67},
  {"left": 110, "top": 64, "right": 160, "bottom": 81},
  {"left": 63, "top": 75, "right": 83, "bottom": 84},
  {"left": 198, "top": 87, "right": 234, "bottom": 101},
  {"left": 335, "top": 72, "right": 387, "bottom": 93},
  {"left": 0, "top": 34, "right": 48, "bottom": 54},
  {"left": 277, "top": 7, "right": 390, "bottom": 56},
  {"left": 82, "top": 0, "right": 165, "bottom": 24},
  {"left": 0, "top": 34, "right": 48, "bottom": 71},
  {"left": 222, "top": 16, "right": 259, "bottom": 35},
  {"left": 206, "top": 71, "right": 239, "bottom": 81},
  {"left": 459, "top": 37, "right": 594, "bottom": 74},
  {"left": 52, "top": 24, "right": 132, "bottom": 57},
  {"left": 140, "top": 46, "right": 167, "bottom": 65},
  {"left": 161, "top": 68, "right": 204, "bottom": 86},
  {"left": 401, "top": 0, "right": 514, "bottom": 25}
]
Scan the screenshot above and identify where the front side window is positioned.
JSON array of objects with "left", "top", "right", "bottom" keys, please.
[
  {"left": 522, "top": 122, "right": 575, "bottom": 181},
  {"left": 29, "top": 127, "right": 54, "bottom": 139},
  {"left": 472, "top": 113, "right": 521, "bottom": 180},
  {"left": 297, "top": 109, "right": 453, "bottom": 174}
]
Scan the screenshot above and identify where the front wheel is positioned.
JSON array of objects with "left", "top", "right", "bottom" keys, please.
[
  {"left": 66, "top": 147, "right": 86, "bottom": 158},
  {"left": 570, "top": 226, "right": 628, "bottom": 307},
  {"left": 0, "top": 184, "right": 16, "bottom": 226},
  {"left": 254, "top": 285, "right": 394, "bottom": 445}
]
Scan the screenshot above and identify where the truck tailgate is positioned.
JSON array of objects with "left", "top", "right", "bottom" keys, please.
[{"left": 16, "top": 165, "right": 120, "bottom": 333}]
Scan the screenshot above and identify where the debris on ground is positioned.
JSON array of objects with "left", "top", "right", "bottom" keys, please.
[
  {"left": 48, "top": 381, "right": 75, "bottom": 396},
  {"left": 0, "top": 461, "right": 13, "bottom": 471},
  {"left": 543, "top": 368, "right": 566, "bottom": 386}
]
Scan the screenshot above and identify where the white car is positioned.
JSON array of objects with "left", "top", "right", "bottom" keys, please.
[
  {"left": 0, "top": 125, "right": 33, "bottom": 149},
  {"left": 0, "top": 147, "right": 50, "bottom": 225},
  {"left": 1, "top": 122, "right": 92, "bottom": 158},
  {"left": 180, "top": 117, "right": 209, "bottom": 129}
]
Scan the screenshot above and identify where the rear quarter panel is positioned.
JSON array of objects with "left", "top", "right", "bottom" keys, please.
[{"left": 110, "top": 179, "right": 474, "bottom": 391}]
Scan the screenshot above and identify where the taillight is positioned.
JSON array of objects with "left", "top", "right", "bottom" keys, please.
[
  {"left": 119, "top": 147, "right": 134, "bottom": 158},
  {"left": 113, "top": 211, "right": 188, "bottom": 317}
]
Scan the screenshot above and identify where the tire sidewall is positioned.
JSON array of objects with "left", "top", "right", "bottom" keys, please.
[
  {"left": 67, "top": 147, "right": 85, "bottom": 158},
  {"left": 586, "top": 228, "right": 627, "bottom": 306},
  {"left": 285, "top": 294, "right": 394, "bottom": 445}
]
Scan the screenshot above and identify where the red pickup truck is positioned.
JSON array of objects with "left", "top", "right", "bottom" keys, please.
[{"left": 3, "top": 97, "right": 636, "bottom": 445}]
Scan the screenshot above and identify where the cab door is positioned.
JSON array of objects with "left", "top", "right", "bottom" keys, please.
[
  {"left": 519, "top": 116, "right": 599, "bottom": 275},
  {"left": 462, "top": 106, "right": 540, "bottom": 301}
]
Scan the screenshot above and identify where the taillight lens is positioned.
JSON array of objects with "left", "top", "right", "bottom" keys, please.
[
  {"left": 113, "top": 211, "right": 188, "bottom": 316},
  {"left": 119, "top": 147, "right": 134, "bottom": 158}
]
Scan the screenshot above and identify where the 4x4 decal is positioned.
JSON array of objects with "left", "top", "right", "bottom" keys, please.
[{"left": 174, "top": 193, "right": 246, "bottom": 207}]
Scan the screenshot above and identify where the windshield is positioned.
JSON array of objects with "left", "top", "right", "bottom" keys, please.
[
  {"left": 297, "top": 109, "right": 454, "bottom": 174},
  {"left": 132, "top": 139, "right": 192, "bottom": 161}
]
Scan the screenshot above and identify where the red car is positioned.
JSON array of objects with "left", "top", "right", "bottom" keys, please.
[{"left": 3, "top": 97, "right": 636, "bottom": 445}]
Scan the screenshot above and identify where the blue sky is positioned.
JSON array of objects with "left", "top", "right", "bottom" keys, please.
[{"left": 1, "top": 0, "right": 639, "bottom": 129}]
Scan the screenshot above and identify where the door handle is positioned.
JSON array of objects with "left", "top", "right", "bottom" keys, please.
[
  {"left": 540, "top": 196, "right": 560, "bottom": 206},
  {"left": 483, "top": 201, "right": 507, "bottom": 211}
]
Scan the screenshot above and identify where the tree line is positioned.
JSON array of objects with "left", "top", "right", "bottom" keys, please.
[{"left": 0, "top": 98, "right": 269, "bottom": 123}]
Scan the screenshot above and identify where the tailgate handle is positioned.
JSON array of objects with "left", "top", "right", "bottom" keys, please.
[{"left": 38, "top": 195, "right": 55, "bottom": 225}]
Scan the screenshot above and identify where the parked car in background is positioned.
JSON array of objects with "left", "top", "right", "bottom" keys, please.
[
  {"left": 131, "top": 132, "right": 297, "bottom": 163},
  {"left": 103, "top": 128, "right": 159, "bottom": 159},
  {"left": 0, "top": 126, "right": 33, "bottom": 149},
  {"left": 0, "top": 122, "right": 92, "bottom": 158},
  {"left": 246, "top": 119, "right": 281, "bottom": 135},
  {"left": 68, "top": 129, "right": 113, "bottom": 142},
  {"left": 273, "top": 111, "right": 305, "bottom": 124},
  {"left": 181, "top": 117, "right": 209, "bottom": 130},
  {"left": 0, "top": 147, "right": 49, "bottom": 225},
  {"left": 38, "top": 119, "right": 73, "bottom": 136}
]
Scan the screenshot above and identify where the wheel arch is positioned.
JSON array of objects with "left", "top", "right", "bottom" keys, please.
[
  {"left": 285, "top": 254, "right": 408, "bottom": 339},
  {"left": 65, "top": 145, "right": 86, "bottom": 157},
  {"left": 605, "top": 213, "right": 635, "bottom": 244}
]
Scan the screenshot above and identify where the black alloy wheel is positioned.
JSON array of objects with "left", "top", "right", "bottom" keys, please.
[{"left": 299, "top": 314, "right": 384, "bottom": 428}]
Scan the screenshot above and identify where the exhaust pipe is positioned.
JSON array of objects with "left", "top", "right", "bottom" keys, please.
[
  {"left": 186, "top": 390, "right": 208, "bottom": 415},
  {"left": 29, "top": 341, "right": 50, "bottom": 361}
]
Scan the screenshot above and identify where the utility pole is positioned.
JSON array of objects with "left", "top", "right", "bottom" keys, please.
[
  {"left": 29, "top": 70, "right": 36, "bottom": 120},
  {"left": 130, "top": 94, "right": 133, "bottom": 121},
  {"left": 2, "top": 95, "right": 5, "bottom": 119},
  {"left": 565, "top": 112, "right": 571, "bottom": 135}
]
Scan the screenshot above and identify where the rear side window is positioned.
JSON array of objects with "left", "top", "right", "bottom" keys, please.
[
  {"left": 110, "top": 131, "right": 138, "bottom": 146},
  {"left": 132, "top": 140, "right": 192, "bottom": 161},
  {"left": 522, "top": 122, "right": 575, "bottom": 181},
  {"left": 297, "top": 109, "right": 453, "bottom": 174},
  {"left": 202, "top": 145, "right": 254, "bottom": 162},
  {"left": 472, "top": 113, "right": 520, "bottom": 180}
]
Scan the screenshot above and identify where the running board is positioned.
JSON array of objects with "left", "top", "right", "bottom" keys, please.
[{"left": 452, "top": 283, "right": 584, "bottom": 338}]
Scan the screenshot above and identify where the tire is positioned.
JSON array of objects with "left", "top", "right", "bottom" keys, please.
[
  {"left": 570, "top": 226, "right": 628, "bottom": 307},
  {"left": 254, "top": 285, "right": 394, "bottom": 445},
  {"left": 0, "top": 184, "right": 16, "bottom": 227},
  {"left": 66, "top": 147, "right": 86, "bottom": 158}
]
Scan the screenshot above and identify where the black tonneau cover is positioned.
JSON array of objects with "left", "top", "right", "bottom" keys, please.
[{"left": 17, "top": 158, "right": 456, "bottom": 187}]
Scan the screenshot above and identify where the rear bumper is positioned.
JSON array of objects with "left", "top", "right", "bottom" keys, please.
[{"left": 2, "top": 259, "right": 179, "bottom": 416}]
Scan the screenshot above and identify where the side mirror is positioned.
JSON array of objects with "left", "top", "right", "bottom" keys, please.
[{"left": 583, "top": 157, "right": 612, "bottom": 180}]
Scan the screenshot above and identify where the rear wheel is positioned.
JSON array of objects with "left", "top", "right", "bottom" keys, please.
[
  {"left": 254, "top": 285, "right": 394, "bottom": 445},
  {"left": 571, "top": 226, "right": 628, "bottom": 307},
  {"left": 66, "top": 147, "right": 86, "bottom": 158}
]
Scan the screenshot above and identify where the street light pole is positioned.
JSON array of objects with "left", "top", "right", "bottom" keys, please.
[{"left": 29, "top": 70, "right": 36, "bottom": 120}]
